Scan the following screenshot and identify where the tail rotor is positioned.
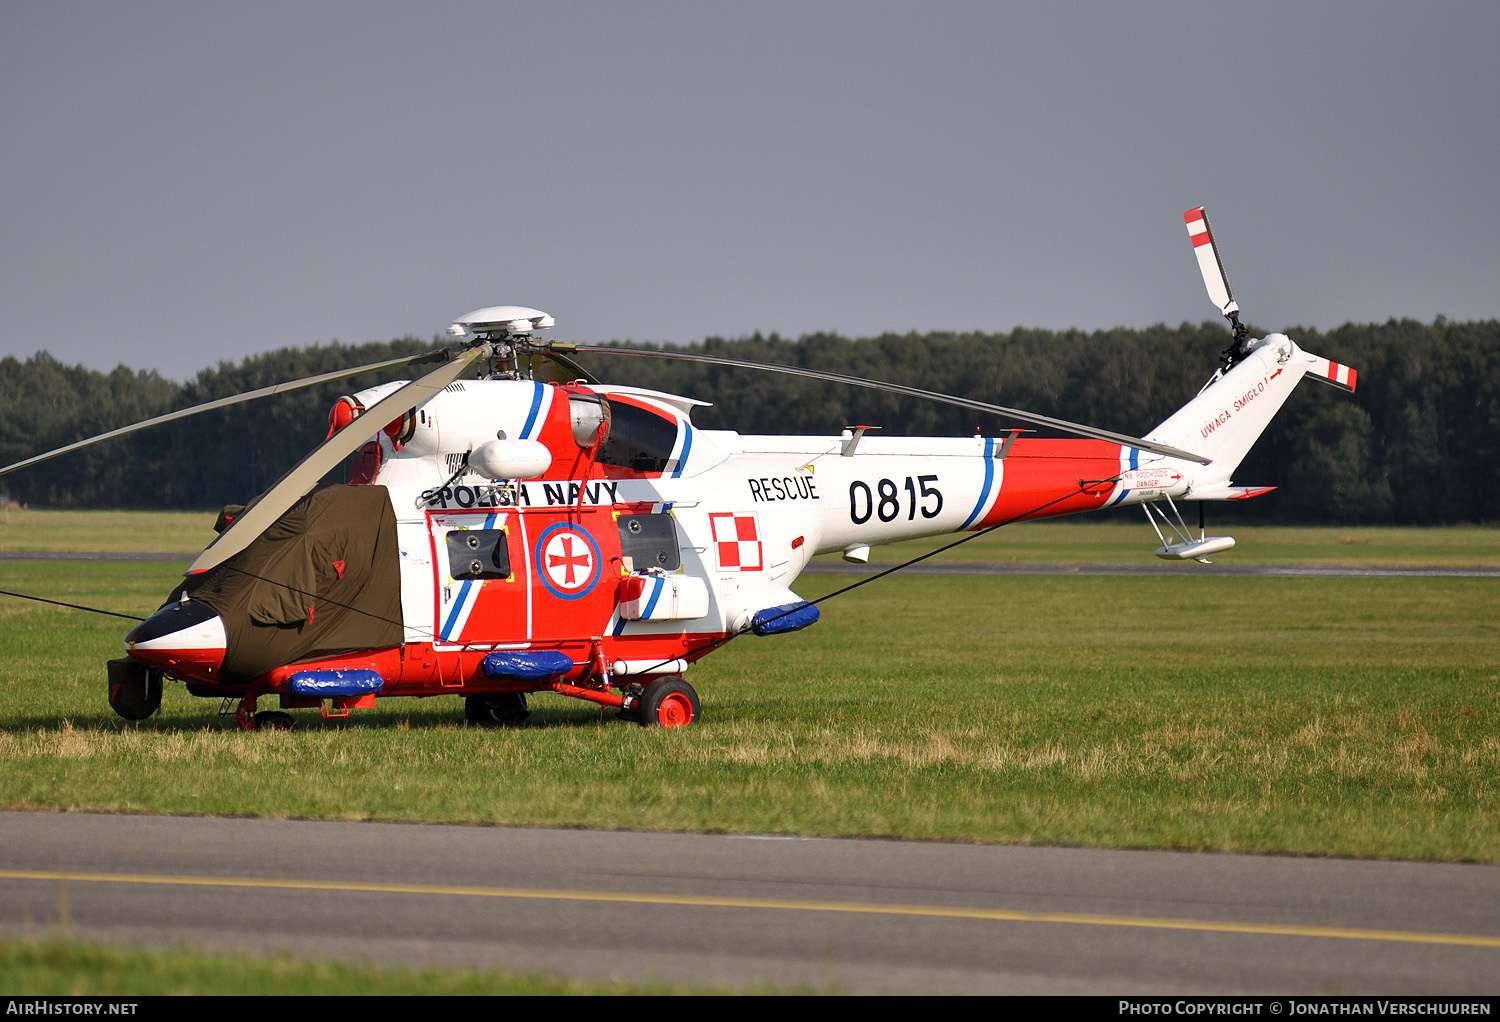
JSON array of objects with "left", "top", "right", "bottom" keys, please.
[{"left": 1184, "top": 206, "right": 1251, "bottom": 369}]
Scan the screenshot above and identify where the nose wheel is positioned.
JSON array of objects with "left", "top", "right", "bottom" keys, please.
[
  {"left": 106, "top": 658, "right": 163, "bottom": 721},
  {"left": 465, "top": 692, "right": 531, "bottom": 725}
]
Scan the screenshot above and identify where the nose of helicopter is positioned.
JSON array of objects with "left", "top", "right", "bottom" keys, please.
[{"left": 125, "top": 598, "right": 228, "bottom": 681}]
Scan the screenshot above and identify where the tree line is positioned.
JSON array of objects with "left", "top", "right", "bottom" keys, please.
[{"left": 1, "top": 318, "right": 1495, "bottom": 524}]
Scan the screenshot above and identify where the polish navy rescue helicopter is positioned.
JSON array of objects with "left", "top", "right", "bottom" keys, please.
[{"left": 1, "top": 209, "right": 1358, "bottom": 730}]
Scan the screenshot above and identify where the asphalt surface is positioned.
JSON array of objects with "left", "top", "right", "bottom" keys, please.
[{"left": 1, "top": 813, "right": 1496, "bottom": 994}]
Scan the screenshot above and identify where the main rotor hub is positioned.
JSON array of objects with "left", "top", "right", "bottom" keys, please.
[
  {"left": 448, "top": 306, "right": 555, "bottom": 341},
  {"left": 448, "top": 307, "right": 558, "bottom": 380}
]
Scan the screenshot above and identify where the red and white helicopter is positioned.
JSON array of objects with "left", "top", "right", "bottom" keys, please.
[{"left": 3, "top": 208, "right": 1358, "bottom": 730}]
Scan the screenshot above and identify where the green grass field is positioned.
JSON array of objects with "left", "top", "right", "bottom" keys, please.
[
  {"left": 1, "top": 519, "right": 1496, "bottom": 862},
  {"left": 834, "top": 519, "right": 1500, "bottom": 567},
  {"left": 0, "top": 507, "right": 218, "bottom": 555},
  {"left": 5, "top": 506, "right": 1500, "bottom": 566},
  {"left": 0, "top": 935, "right": 818, "bottom": 995}
]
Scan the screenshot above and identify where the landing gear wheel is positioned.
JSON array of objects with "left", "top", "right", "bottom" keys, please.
[
  {"left": 637, "top": 677, "right": 699, "bottom": 728},
  {"left": 465, "top": 693, "right": 531, "bottom": 726},
  {"left": 252, "top": 711, "right": 295, "bottom": 732},
  {"left": 106, "top": 658, "right": 162, "bottom": 721}
]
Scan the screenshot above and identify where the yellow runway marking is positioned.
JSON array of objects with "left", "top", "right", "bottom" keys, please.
[{"left": 3, "top": 868, "right": 1498, "bottom": 949}]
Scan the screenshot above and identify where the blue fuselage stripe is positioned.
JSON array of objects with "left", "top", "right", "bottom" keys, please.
[
  {"left": 1109, "top": 447, "right": 1142, "bottom": 507},
  {"left": 520, "top": 384, "right": 545, "bottom": 439},
  {"left": 440, "top": 582, "right": 472, "bottom": 640},
  {"left": 439, "top": 512, "right": 499, "bottom": 641},
  {"left": 671, "top": 424, "right": 693, "bottom": 478},
  {"left": 641, "top": 576, "right": 665, "bottom": 618},
  {"left": 959, "top": 438, "right": 997, "bottom": 529}
]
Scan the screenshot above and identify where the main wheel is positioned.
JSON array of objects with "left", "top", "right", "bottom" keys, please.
[
  {"left": 637, "top": 677, "right": 699, "bottom": 728},
  {"left": 252, "top": 710, "right": 295, "bottom": 732},
  {"left": 465, "top": 692, "right": 531, "bottom": 725}
]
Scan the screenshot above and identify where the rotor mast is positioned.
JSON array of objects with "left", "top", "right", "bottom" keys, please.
[{"left": 448, "top": 306, "right": 557, "bottom": 379}]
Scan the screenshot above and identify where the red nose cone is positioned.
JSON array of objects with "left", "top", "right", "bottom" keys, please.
[{"left": 127, "top": 643, "right": 226, "bottom": 682}]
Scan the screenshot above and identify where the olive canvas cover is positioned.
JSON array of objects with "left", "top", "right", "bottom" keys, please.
[{"left": 170, "top": 484, "right": 404, "bottom": 683}]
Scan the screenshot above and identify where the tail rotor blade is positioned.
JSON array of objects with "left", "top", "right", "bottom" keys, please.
[
  {"left": 0, "top": 349, "right": 445, "bottom": 480},
  {"left": 185, "top": 346, "right": 485, "bottom": 576},
  {"left": 1183, "top": 206, "right": 1239, "bottom": 318}
]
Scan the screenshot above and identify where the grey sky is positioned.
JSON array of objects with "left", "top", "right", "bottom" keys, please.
[{"left": 3, "top": 1, "right": 1496, "bottom": 379}]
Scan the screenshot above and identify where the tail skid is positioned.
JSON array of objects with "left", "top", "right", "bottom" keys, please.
[{"left": 1144, "top": 495, "right": 1235, "bottom": 563}]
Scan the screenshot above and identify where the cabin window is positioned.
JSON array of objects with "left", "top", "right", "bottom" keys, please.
[
  {"left": 598, "top": 399, "right": 678, "bottom": 473},
  {"left": 446, "top": 529, "right": 511, "bottom": 580},
  {"left": 617, "top": 513, "right": 681, "bottom": 571}
]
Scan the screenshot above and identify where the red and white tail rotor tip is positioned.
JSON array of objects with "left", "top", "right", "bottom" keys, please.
[
  {"left": 1184, "top": 206, "right": 1238, "bottom": 318},
  {"left": 1316, "top": 356, "right": 1359, "bottom": 393}
]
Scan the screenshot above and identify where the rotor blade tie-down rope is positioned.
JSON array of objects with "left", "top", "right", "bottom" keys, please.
[
  {"left": 4, "top": 479, "right": 1114, "bottom": 686},
  {"left": 216, "top": 565, "right": 503, "bottom": 659},
  {"left": 0, "top": 589, "right": 147, "bottom": 621},
  {"left": 634, "top": 480, "right": 1108, "bottom": 676}
]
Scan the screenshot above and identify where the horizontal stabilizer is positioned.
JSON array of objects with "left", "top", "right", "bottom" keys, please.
[
  {"left": 1189, "top": 485, "right": 1278, "bottom": 501},
  {"left": 1307, "top": 356, "right": 1358, "bottom": 392},
  {"left": 1156, "top": 536, "right": 1235, "bottom": 561}
]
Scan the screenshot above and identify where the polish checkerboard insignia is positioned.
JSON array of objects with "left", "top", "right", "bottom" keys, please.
[{"left": 710, "top": 512, "right": 762, "bottom": 571}]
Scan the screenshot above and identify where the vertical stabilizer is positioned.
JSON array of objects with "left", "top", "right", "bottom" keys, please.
[
  {"left": 1158, "top": 206, "right": 1360, "bottom": 487},
  {"left": 1146, "top": 333, "right": 1315, "bottom": 484}
]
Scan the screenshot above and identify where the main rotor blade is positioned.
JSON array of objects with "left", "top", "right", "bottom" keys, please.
[
  {"left": 565, "top": 344, "right": 1210, "bottom": 464},
  {"left": 0, "top": 349, "right": 445, "bottom": 479},
  {"left": 528, "top": 349, "right": 597, "bottom": 385},
  {"left": 185, "top": 346, "right": 485, "bottom": 576}
]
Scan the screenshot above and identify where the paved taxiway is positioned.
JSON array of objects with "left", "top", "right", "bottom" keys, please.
[{"left": 1, "top": 813, "right": 1495, "bottom": 994}]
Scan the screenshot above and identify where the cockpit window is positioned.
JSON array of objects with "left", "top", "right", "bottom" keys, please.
[{"left": 598, "top": 399, "right": 678, "bottom": 473}]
